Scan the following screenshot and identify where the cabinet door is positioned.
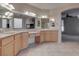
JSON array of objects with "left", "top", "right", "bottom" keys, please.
[
  {"left": 22, "top": 32, "right": 28, "bottom": 49},
  {"left": 39, "top": 30, "right": 58, "bottom": 43},
  {"left": 45, "top": 31, "right": 51, "bottom": 42},
  {"left": 14, "top": 34, "right": 21, "bottom": 55},
  {"left": 40, "top": 31, "right": 45, "bottom": 43},
  {"left": 45, "top": 31, "right": 58, "bottom": 42},
  {"left": 50, "top": 31, "right": 58, "bottom": 42},
  {"left": 2, "top": 42, "right": 14, "bottom": 56}
]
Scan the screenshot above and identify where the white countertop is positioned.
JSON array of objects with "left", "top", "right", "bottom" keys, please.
[
  {"left": 0, "top": 28, "right": 58, "bottom": 39},
  {"left": 0, "top": 33, "right": 13, "bottom": 39},
  {"left": 0, "top": 31, "right": 27, "bottom": 39}
]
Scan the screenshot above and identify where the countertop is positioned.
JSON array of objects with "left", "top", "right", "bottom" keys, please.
[
  {"left": 0, "top": 30, "right": 27, "bottom": 39},
  {"left": 0, "top": 28, "right": 58, "bottom": 39}
]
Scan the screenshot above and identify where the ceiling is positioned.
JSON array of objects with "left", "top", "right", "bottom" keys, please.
[{"left": 29, "top": 3, "right": 71, "bottom": 10}]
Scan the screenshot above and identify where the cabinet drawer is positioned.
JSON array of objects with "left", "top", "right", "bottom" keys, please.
[
  {"left": 2, "top": 42, "right": 14, "bottom": 56},
  {"left": 40, "top": 31, "right": 45, "bottom": 43},
  {"left": 2, "top": 36, "right": 14, "bottom": 46}
]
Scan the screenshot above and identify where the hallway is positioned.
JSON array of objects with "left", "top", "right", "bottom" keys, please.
[{"left": 18, "top": 42, "right": 79, "bottom": 56}]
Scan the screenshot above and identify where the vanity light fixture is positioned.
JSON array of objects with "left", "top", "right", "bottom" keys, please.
[
  {"left": 5, "top": 12, "right": 10, "bottom": 16},
  {"left": 25, "top": 11, "right": 36, "bottom": 17},
  {"left": 39, "top": 15, "right": 48, "bottom": 18},
  {"left": 9, "top": 13, "right": 13, "bottom": 16},
  {"left": 7, "top": 16, "right": 12, "bottom": 19},
  {"left": 5, "top": 12, "right": 13, "bottom": 17},
  {"left": 29, "top": 12, "right": 36, "bottom": 17},
  {"left": 25, "top": 11, "right": 29, "bottom": 15},
  {"left": 51, "top": 18, "right": 55, "bottom": 22}
]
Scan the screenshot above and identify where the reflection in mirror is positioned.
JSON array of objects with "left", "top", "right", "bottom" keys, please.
[
  {"left": 50, "top": 18, "right": 55, "bottom": 27},
  {"left": 41, "top": 18, "right": 49, "bottom": 29},
  {"left": 0, "top": 12, "right": 14, "bottom": 29},
  {"left": 0, "top": 3, "right": 14, "bottom": 29}
]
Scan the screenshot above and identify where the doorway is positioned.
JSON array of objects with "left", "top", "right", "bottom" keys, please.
[{"left": 61, "top": 8, "right": 79, "bottom": 42}]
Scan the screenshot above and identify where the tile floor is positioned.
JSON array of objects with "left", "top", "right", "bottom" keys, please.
[{"left": 18, "top": 41, "right": 79, "bottom": 56}]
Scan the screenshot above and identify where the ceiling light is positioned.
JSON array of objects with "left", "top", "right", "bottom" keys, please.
[
  {"left": 41, "top": 15, "right": 48, "bottom": 18},
  {"left": 51, "top": 18, "right": 55, "bottom": 22},
  {"left": 25, "top": 11, "right": 36, "bottom": 17},
  {"left": 29, "top": 12, "right": 36, "bottom": 17},
  {"left": 5, "top": 12, "right": 10, "bottom": 15},
  {"left": 9, "top": 13, "right": 13, "bottom": 16},
  {"left": 5, "top": 15, "right": 12, "bottom": 19},
  {"left": 9, "top": 4, "right": 15, "bottom": 9},
  {"left": 25, "top": 11, "right": 29, "bottom": 15}
]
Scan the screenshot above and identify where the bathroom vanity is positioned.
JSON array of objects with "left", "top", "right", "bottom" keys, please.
[
  {"left": 0, "top": 29, "right": 58, "bottom": 56},
  {"left": 0, "top": 31, "right": 29, "bottom": 56}
]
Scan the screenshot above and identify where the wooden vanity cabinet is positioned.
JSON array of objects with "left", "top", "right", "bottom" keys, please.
[
  {"left": 0, "top": 36, "right": 14, "bottom": 56},
  {"left": 2, "top": 41, "right": 14, "bottom": 56},
  {"left": 40, "top": 31, "right": 45, "bottom": 43},
  {"left": 40, "top": 30, "right": 58, "bottom": 43},
  {"left": 14, "top": 33, "right": 22, "bottom": 55},
  {"left": 35, "top": 33, "right": 40, "bottom": 44},
  {"left": 0, "top": 32, "right": 29, "bottom": 56},
  {"left": 51, "top": 31, "right": 58, "bottom": 41},
  {"left": 45, "top": 30, "right": 58, "bottom": 42},
  {"left": 21, "top": 32, "right": 29, "bottom": 49}
]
